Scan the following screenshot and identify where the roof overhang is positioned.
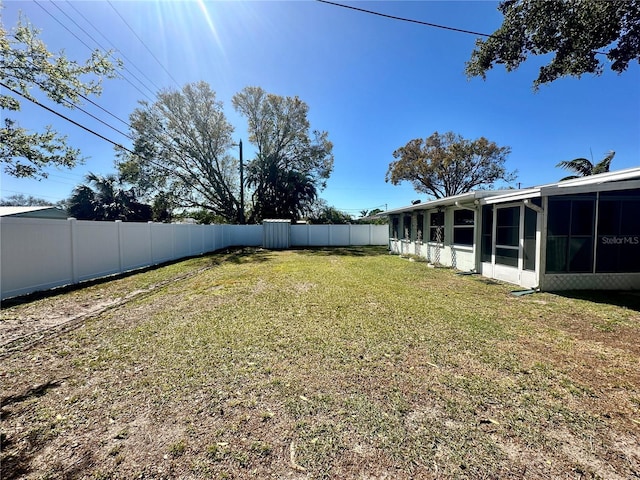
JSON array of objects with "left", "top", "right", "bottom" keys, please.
[
  {"left": 382, "top": 167, "right": 640, "bottom": 214},
  {"left": 382, "top": 190, "right": 520, "bottom": 215}
]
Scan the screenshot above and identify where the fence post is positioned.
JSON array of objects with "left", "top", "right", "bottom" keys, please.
[
  {"left": 172, "top": 223, "right": 176, "bottom": 260},
  {"left": 148, "top": 221, "right": 154, "bottom": 264},
  {"left": 69, "top": 218, "right": 79, "bottom": 284},
  {"left": 116, "top": 220, "right": 124, "bottom": 273}
]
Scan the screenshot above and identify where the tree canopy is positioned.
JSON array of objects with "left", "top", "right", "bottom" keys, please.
[
  {"left": 387, "top": 131, "right": 515, "bottom": 199},
  {"left": 1, "top": 16, "right": 118, "bottom": 178},
  {"left": 466, "top": 0, "right": 640, "bottom": 88},
  {"left": 118, "top": 82, "right": 241, "bottom": 223},
  {"left": 307, "top": 200, "right": 353, "bottom": 224},
  {"left": 67, "top": 172, "right": 151, "bottom": 222},
  {"left": 0, "top": 194, "right": 52, "bottom": 206},
  {"left": 232, "top": 86, "right": 334, "bottom": 222},
  {"left": 556, "top": 150, "right": 615, "bottom": 181}
]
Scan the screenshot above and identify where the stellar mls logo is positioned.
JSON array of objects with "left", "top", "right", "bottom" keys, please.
[{"left": 601, "top": 236, "right": 640, "bottom": 245}]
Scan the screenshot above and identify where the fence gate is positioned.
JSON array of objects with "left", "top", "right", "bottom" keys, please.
[{"left": 263, "top": 219, "right": 291, "bottom": 249}]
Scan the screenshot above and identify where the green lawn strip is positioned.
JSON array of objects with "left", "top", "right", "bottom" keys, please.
[{"left": 2, "top": 247, "right": 638, "bottom": 479}]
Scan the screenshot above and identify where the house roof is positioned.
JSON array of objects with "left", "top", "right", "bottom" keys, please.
[
  {"left": 382, "top": 189, "right": 517, "bottom": 215},
  {"left": 0, "top": 206, "right": 69, "bottom": 219},
  {"left": 383, "top": 167, "right": 640, "bottom": 214}
]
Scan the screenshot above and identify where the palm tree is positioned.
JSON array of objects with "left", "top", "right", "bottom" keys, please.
[
  {"left": 556, "top": 151, "right": 615, "bottom": 181},
  {"left": 246, "top": 154, "right": 318, "bottom": 222},
  {"left": 67, "top": 173, "right": 151, "bottom": 221}
]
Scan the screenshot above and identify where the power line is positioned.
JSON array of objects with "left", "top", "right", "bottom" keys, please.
[
  {"left": 64, "top": 0, "right": 163, "bottom": 97},
  {"left": 50, "top": 0, "right": 158, "bottom": 100},
  {"left": 2, "top": 83, "right": 219, "bottom": 199},
  {"left": 2, "top": 66, "right": 133, "bottom": 142},
  {"left": 8, "top": 3, "right": 152, "bottom": 147},
  {"left": 317, "top": 0, "right": 609, "bottom": 55},
  {"left": 58, "top": 96, "right": 133, "bottom": 141},
  {"left": 1, "top": 81, "right": 134, "bottom": 154},
  {"left": 3, "top": 80, "right": 180, "bottom": 195},
  {"left": 3, "top": 72, "right": 133, "bottom": 141},
  {"left": 316, "top": 0, "right": 492, "bottom": 38},
  {"left": 33, "top": 0, "right": 95, "bottom": 52},
  {"left": 107, "top": 0, "right": 182, "bottom": 89},
  {"left": 78, "top": 93, "right": 131, "bottom": 129},
  {"left": 33, "top": 0, "right": 156, "bottom": 103}
]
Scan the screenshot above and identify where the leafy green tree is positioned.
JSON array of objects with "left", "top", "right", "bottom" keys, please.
[
  {"left": 0, "top": 194, "right": 51, "bottom": 206},
  {"left": 307, "top": 200, "right": 353, "bottom": 224},
  {"left": 118, "top": 82, "right": 241, "bottom": 223},
  {"left": 466, "top": 0, "right": 640, "bottom": 88},
  {"left": 67, "top": 172, "right": 151, "bottom": 221},
  {"left": 355, "top": 208, "right": 387, "bottom": 225},
  {"left": 66, "top": 184, "right": 96, "bottom": 220},
  {"left": 151, "top": 191, "right": 174, "bottom": 223},
  {"left": 186, "top": 209, "right": 226, "bottom": 225},
  {"left": 245, "top": 153, "right": 318, "bottom": 222},
  {"left": 1, "top": 16, "right": 118, "bottom": 178},
  {"left": 387, "top": 131, "right": 515, "bottom": 199},
  {"left": 232, "top": 86, "right": 334, "bottom": 222},
  {"left": 556, "top": 150, "right": 615, "bottom": 181}
]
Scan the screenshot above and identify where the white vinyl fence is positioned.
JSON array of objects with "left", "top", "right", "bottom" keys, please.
[{"left": 0, "top": 218, "right": 387, "bottom": 300}]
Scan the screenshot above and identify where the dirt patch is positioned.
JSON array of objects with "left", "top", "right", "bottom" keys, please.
[{"left": 1, "top": 298, "right": 122, "bottom": 348}]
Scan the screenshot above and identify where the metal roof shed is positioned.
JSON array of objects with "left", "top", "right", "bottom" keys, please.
[{"left": 263, "top": 219, "right": 291, "bottom": 249}]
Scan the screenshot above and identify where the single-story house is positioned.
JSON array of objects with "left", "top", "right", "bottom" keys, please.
[
  {"left": 0, "top": 206, "right": 69, "bottom": 219},
  {"left": 383, "top": 167, "right": 640, "bottom": 291}
]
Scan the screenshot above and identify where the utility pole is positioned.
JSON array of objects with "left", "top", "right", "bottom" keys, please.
[{"left": 239, "top": 139, "right": 245, "bottom": 224}]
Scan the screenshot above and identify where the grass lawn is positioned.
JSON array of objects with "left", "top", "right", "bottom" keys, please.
[{"left": 1, "top": 247, "right": 639, "bottom": 479}]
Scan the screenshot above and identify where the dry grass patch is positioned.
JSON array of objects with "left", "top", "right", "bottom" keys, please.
[{"left": 1, "top": 247, "right": 639, "bottom": 479}]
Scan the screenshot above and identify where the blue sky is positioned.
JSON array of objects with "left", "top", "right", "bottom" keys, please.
[{"left": 2, "top": 1, "right": 639, "bottom": 216}]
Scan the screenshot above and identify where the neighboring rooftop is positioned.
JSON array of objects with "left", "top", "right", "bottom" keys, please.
[{"left": 0, "top": 206, "right": 69, "bottom": 219}]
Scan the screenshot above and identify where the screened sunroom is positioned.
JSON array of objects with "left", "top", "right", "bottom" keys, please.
[{"left": 385, "top": 167, "right": 640, "bottom": 291}]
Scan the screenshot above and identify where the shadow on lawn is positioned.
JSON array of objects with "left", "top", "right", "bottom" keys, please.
[
  {"left": 2, "top": 432, "right": 96, "bottom": 480},
  {"left": 290, "top": 246, "right": 389, "bottom": 257},
  {"left": 208, "top": 247, "right": 275, "bottom": 265},
  {"left": 553, "top": 290, "right": 640, "bottom": 312},
  {"left": 1, "top": 379, "right": 96, "bottom": 480}
]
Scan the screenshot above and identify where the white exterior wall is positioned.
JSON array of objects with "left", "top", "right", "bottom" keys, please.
[
  {"left": 1, "top": 219, "right": 387, "bottom": 300},
  {"left": 389, "top": 240, "right": 476, "bottom": 271},
  {"left": 389, "top": 208, "right": 477, "bottom": 272},
  {"left": 450, "top": 246, "right": 475, "bottom": 271}
]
